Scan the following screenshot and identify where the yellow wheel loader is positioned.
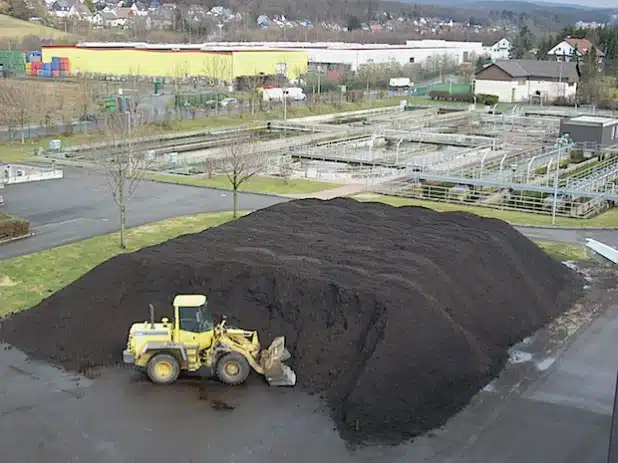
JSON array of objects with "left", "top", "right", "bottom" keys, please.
[{"left": 122, "top": 294, "right": 296, "bottom": 387}]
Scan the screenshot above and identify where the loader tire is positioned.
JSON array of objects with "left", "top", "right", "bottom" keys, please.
[
  {"left": 216, "top": 352, "right": 250, "bottom": 385},
  {"left": 147, "top": 354, "right": 180, "bottom": 385}
]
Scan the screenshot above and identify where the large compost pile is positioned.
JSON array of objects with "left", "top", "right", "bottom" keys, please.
[{"left": 0, "top": 198, "right": 582, "bottom": 444}]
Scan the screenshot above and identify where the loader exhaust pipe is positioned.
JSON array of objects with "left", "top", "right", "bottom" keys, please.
[{"left": 149, "top": 304, "right": 155, "bottom": 328}]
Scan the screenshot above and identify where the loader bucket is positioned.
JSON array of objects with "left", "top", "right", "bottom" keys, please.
[{"left": 261, "top": 336, "right": 296, "bottom": 387}]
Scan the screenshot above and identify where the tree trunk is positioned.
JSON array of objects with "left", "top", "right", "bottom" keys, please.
[
  {"left": 233, "top": 187, "right": 239, "bottom": 219},
  {"left": 119, "top": 181, "right": 126, "bottom": 249}
]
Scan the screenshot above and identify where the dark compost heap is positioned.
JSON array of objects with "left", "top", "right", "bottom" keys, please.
[{"left": 0, "top": 198, "right": 583, "bottom": 444}]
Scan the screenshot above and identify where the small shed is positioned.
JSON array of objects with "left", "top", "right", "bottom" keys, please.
[{"left": 560, "top": 115, "right": 618, "bottom": 149}]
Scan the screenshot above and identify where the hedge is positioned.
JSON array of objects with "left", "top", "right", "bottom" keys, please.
[
  {"left": 0, "top": 212, "right": 30, "bottom": 241},
  {"left": 428, "top": 90, "right": 498, "bottom": 105}
]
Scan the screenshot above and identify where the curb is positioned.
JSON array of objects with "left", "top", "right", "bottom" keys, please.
[
  {"left": 0, "top": 232, "right": 34, "bottom": 246},
  {"left": 516, "top": 225, "right": 618, "bottom": 231}
]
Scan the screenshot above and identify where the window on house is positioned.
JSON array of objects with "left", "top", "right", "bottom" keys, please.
[
  {"left": 409, "top": 57, "right": 415, "bottom": 63},
  {"left": 568, "top": 82, "right": 574, "bottom": 87},
  {"left": 613, "top": 126, "right": 616, "bottom": 139},
  {"left": 276, "top": 63, "right": 286, "bottom": 76}
]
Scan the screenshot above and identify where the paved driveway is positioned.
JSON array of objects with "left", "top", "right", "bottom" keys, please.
[{"left": 0, "top": 168, "right": 284, "bottom": 259}]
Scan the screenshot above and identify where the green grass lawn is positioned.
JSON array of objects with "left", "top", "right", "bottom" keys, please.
[
  {"left": 145, "top": 173, "right": 340, "bottom": 195},
  {"left": 0, "top": 99, "right": 399, "bottom": 163},
  {"left": 535, "top": 241, "right": 588, "bottom": 261},
  {"left": 0, "top": 14, "right": 71, "bottom": 39},
  {"left": 0, "top": 211, "right": 239, "bottom": 317},
  {"left": 353, "top": 194, "right": 618, "bottom": 227}
]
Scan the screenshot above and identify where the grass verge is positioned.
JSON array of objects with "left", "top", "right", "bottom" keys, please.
[
  {"left": 536, "top": 241, "right": 588, "bottom": 261},
  {"left": 0, "top": 212, "right": 30, "bottom": 241},
  {"left": 0, "top": 14, "right": 71, "bottom": 39},
  {"left": 144, "top": 173, "right": 340, "bottom": 195},
  {"left": 353, "top": 194, "right": 618, "bottom": 227},
  {"left": 0, "top": 211, "right": 241, "bottom": 317},
  {"left": 0, "top": 99, "right": 399, "bottom": 163}
]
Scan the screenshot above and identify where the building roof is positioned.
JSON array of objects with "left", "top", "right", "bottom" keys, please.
[
  {"left": 568, "top": 116, "right": 618, "bottom": 127},
  {"left": 564, "top": 37, "right": 605, "bottom": 57},
  {"left": 476, "top": 59, "right": 579, "bottom": 81}
]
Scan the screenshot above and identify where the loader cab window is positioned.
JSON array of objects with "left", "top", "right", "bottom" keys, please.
[{"left": 178, "top": 304, "right": 213, "bottom": 333}]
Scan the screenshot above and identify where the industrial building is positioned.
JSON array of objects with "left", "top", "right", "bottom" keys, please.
[
  {"left": 41, "top": 43, "right": 308, "bottom": 81},
  {"left": 560, "top": 116, "right": 618, "bottom": 148},
  {"left": 169, "top": 40, "right": 484, "bottom": 71},
  {"left": 474, "top": 60, "right": 579, "bottom": 103}
]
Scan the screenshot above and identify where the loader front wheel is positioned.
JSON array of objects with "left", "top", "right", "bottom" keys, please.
[
  {"left": 216, "top": 352, "right": 250, "bottom": 385},
  {"left": 147, "top": 354, "right": 180, "bottom": 385}
]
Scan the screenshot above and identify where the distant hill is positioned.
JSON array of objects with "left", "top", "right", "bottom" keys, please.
[
  {"left": 401, "top": 0, "right": 615, "bottom": 22},
  {"left": 0, "top": 14, "right": 70, "bottom": 41}
]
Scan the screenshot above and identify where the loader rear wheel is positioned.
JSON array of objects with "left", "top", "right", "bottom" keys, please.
[
  {"left": 147, "top": 354, "right": 180, "bottom": 385},
  {"left": 216, "top": 352, "right": 250, "bottom": 385}
]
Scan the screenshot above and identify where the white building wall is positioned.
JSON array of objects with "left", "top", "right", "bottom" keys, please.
[
  {"left": 308, "top": 47, "right": 466, "bottom": 71},
  {"left": 474, "top": 79, "right": 578, "bottom": 103}
]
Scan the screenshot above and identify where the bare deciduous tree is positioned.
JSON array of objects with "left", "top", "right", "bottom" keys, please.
[
  {"left": 278, "top": 155, "right": 294, "bottom": 184},
  {"left": 202, "top": 55, "right": 232, "bottom": 116},
  {"left": 76, "top": 74, "right": 102, "bottom": 133},
  {"left": 0, "top": 80, "right": 41, "bottom": 143},
  {"left": 218, "top": 135, "right": 267, "bottom": 219},
  {"left": 96, "top": 77, "right": 148, "bottom": 249}
]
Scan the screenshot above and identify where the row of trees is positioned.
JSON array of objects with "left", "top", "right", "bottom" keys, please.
[{"left": 99, "top": 110, "right": 266, "bottom": 249}]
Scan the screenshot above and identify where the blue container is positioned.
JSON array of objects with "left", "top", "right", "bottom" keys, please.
[{"left": 43, "top": 62, "right": 51, "bottom": 70}]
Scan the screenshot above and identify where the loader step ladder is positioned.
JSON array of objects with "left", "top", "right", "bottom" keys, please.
[{"left": 185, "top": 345, "right": 200, "bottom": 371}]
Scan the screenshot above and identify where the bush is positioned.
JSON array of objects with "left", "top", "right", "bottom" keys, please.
[
  {"left": 477, "top": 94, "right": 499, "bottom": 105},
  {"left": 428, "top": 91, "right": 475, "bottom": 102},
  {"left": 0, "top": 213, "right": 30, "bottom": 241},
  {"left": 428, "top": 91, "right": 498, "bottom": 105},
  {"left": 570, "top": 149, "right": 586, "bottom": 164}
]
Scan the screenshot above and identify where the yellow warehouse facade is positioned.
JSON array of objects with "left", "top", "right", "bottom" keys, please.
[{"left": 41, "top": 45, "right": 308, "bottom": 81}]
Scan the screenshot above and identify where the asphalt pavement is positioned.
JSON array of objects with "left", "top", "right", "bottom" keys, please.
[
  {"left": 2, "top": 169, "right": 618, "bottom": 260},
  {"left": 0, "top": 167, "right": 283, "bottom": 259}
]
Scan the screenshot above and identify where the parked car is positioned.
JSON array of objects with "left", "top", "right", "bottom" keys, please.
[{"left": 219, "top": 98, "right": 239, "bottom": 108}]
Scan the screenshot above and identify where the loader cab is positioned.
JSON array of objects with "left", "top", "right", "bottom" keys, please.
[{"left": 173, "top": 294, "right": 214, "bottom": 348}]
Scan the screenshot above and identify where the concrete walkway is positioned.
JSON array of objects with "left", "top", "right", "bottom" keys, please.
[{"left": 285, "top": 183, "right": 368, "bottom": 200}]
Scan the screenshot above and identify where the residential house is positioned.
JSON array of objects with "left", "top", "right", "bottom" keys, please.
[
  {"left": 67, "top": 3, "right": 92, "bottom": 20},
  {"left": 114, "top": 6, "right": 136, "bottom": 23},
  {"left": 547, "top": 37, "right": 605, "bottom": 64},
  {"left": 129, "top": 2, "right": 149, "bottom": 16},
  {"left": 482, "top": 38, "right": 512, "bottom": 60},
  {"left": 49, "top": 0, "right": 71, "bottom": 17},
  {"left": 92, "top": 10, "right": 123, "bottom": 27},
  {"left": 474, "top": 59, "right": 579, "bottom": 103}
]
